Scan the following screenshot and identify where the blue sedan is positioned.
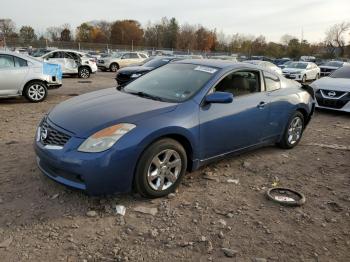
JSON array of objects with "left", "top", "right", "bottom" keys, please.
[{"left": 34, "top": 60, "right": 315, "bottom": 198}]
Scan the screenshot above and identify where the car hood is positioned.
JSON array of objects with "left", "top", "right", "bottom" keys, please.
[
  {"left": 48, "top": 88, "right": 177, "bottom": 138},
  {"left": 118, "top": 66, "right": 154, "bottom": 75},
  {"left": 282, "top": 68, "right": 305, "bottom": 73},
  {"left": 319, "top": 66, "right": 338, "bottom": 70},
  {"left": 311, "top": 77, "right": 350, "bottom": 92}
]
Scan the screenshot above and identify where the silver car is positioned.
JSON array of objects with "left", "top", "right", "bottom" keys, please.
[
  {"left": 0, "top": 51, "right": 62, "bottom": 102},
  {"left": 97, "top": 52, "right": 148, "bottom": 72}
]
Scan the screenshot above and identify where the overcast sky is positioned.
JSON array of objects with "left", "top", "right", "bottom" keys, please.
[{"left": 1, "top": 0, "right": 350, "bottom": 43}]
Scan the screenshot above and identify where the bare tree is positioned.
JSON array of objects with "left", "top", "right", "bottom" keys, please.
[{"left": 325, "top": 22, "right": 350, "bottom": 57}]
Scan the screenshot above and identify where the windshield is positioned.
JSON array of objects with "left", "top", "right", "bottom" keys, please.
[
  {"left": 330, "top": 66, "right": 350, "bottom": 79},
  {"left": 143, "top": 58, "right": 172, "bottom": 68},
  {"left": 123, "top": 63, "right": 217, "bottom": 102},
  {"left": 286, "top": 62, "right": 307, "bottom": 69},
  {"left": 324, "top": 61, "right": 343, "bottom": 67}
]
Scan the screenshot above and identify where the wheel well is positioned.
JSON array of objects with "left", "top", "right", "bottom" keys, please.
[
  {"left": 22, "top": 80, "right": 47, "bottom": 94},
  {"left": 110, "top": 62, "right": 119, "bottom": 69},
  {"left": 296, "top": 108, "right": 309, "bottom": 126},
  {"left": 142, "top": 134, "right": 194, "bottom": 172},
  {"left": 79, "top": 65, "right": 91, "bottom": 73}
]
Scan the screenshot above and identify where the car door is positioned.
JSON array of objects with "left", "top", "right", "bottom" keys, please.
[
  {"left": 129, "top": 53, "right": 142, "bottom": 65},
  {"left": 199, "top": 69, "right": 270, "bottom": 159},
  {"left": 44, "top": 51, "right": 66, "bottom": 73},
  {"left": 260, "top": 71, "right": 289, "bottom": 139},
  {"left": 120, "top": 53, "right": 131, "bottom": 67},
  {"left": 63, "top": 52, "right": 79, "bottom": 74},
  {"left": 0, "top": 54, "right": 29, "bottom": 96}
]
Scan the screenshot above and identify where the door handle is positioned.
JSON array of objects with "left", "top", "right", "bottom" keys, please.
[{"left": 257, "top": 101, "right": 267, "bottom": 109}]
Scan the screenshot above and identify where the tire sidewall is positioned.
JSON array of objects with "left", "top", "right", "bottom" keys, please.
[
  {"left": 135, "top": 139, "right": 187, "bottom": 198},
  {"left": 24, "top": 82, "right": 47, "bottom": 103}
]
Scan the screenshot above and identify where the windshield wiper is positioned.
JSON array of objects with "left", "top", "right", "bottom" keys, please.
[{"left": 126, "top": 91, "right": 165, "bottom": 102}]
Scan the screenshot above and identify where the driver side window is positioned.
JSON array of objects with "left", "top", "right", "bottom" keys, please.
[{"left": 214, "top": 70, "right": 261, "bottom": 97}]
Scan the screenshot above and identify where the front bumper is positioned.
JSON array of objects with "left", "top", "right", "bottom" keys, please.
[
  {"left": 283, "top": 73, "right": 303, "bottom": 81},
  {"left": 97, "top": 61, "right": 111, "bottom": 70},
  {"left": 34, "top": 120, "right": 139, "bottom": 195},
  {"left": 315, "top": 90, "right": 350, "bottom": 112}
]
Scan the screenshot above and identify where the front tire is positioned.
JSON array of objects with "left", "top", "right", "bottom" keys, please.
[
  {"left": 278, "top": 111, "right": 304, "bottom": 149},
  {"left": 110, "top": 63, "right": 119, "bottom": 72},
  {"left": 301, "top": 75, "right": 307, "bottom": 84},
  {"left": 78, "top": 67, "right": 90, "bottom": 78},
  {"left": 134, "top": 138, "right": 187, "bottom": 198},
  {"left": 24, "top": 81, "right": 47, "bottom": 103}
]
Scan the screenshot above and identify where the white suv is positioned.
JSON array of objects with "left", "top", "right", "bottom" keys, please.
[
  {"left": 40, "top": 50, "right": 98, "bottom": 78},
  {"left": 97, "top": 52, "right": 148, "bottom": 72},
  {"left": 282, "top": 62, "right": 320, "bottom": 83}
]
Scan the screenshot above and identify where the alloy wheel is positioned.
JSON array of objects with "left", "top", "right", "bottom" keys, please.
[
  {"left": 28, "top": 84, "right": 46, "bottom": 101},
  {"left": 80, "top": 68, "right": 90, "bottom": 78},
  {"left": 287, "top": 116, "right": 303, "bottom": 145},
  {"left": 147, "top": 149, "right": 182, "bottom": 191}
]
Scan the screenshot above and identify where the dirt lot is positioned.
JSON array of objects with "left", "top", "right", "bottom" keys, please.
[{"left": 0, "top": 72, "right": 349, "bottom": 262}]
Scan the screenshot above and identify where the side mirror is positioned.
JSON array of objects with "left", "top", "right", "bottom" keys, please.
[{"left": 205, "top": 92, "right": 233, "bottom": 104}]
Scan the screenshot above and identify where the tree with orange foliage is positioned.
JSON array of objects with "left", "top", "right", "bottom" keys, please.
[{"left": 110, "top": 20, "right": 143, "bottom": 46}]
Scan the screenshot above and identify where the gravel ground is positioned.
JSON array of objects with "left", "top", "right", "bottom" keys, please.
[{"left": 0, "top": 72, "right": 349, "bottom": 262}]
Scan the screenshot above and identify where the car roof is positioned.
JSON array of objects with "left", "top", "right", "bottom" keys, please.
[
  {"left": 174, "top": 58, "right": 258, "bottom": 70},
  {"left": 0, "top": 50, "right": 42, "bottom": 64}
]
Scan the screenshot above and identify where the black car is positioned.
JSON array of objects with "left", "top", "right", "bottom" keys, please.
[{"left": 116, "top": 56, "right": 179, "bottom": 85}]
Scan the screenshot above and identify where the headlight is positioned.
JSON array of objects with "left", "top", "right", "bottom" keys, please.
[
  {"left": 78, "top": 123, "right": 136, "bottom": 153},
  {"left": 131, "top": 73, "right": 142, "bottom": 78}
]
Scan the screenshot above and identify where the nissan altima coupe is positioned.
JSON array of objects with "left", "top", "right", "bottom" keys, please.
[{"left": 34, "top": 60, "right": 314, "bottom": 198}]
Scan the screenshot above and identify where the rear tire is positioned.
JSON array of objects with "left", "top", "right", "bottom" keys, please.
[
  {"left": 278, "top": 111, "right": 304, "bottom": 149},
  {"left": 134, "top": 138, "right": 187, "bottom": 198},
  {"left": 78, "top": 67, "right": 90, "bottom": 78},
  {"left": 24, "top": 81, "right": 47, "bottom": 103}
]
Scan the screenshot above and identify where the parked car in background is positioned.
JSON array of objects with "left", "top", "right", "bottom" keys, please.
[
  {"left": 245, "top": 60, "right": 283, "bottom": 75},
  {"left": 250, "top": 56, "right": 274, "bottom": 62},
  {"left": 0, "top": 51, "right": 62, "bottom": 102},
  {"left": 279, "top": 60, "right": 293, "bottom": 69},
  {"left": 282, "top": 61, "right": 320, "bottom": 83},
  {"left": 87, "top": 51, "right": 101, "bottom": 60},
  {"left": 116, "top": 56, "right": 180, "bottom": 85},
  {"left": 34, "top": 59, "right": 314, "bottom": 198},
  {"left": 311, "top": 66, "right": 350, "bottom": 112},
  {"left": 300, "top": 56, "right": 316, "bottom": 63},
  {"left": 319, "top": 61, "right": 349, "bottom": 77},
  {"left": 40, "top": 50, "right": 97, "bottom": 78},
  {"left": 208, "top": 55, "right": 238, "bottom": 62},
  {"left": 31, "top": 48, "right": 54, "bottom": 57},
  {"left": 274, "top": 58, "right": 291, "bottom": 67},
  {"left": 97, "top": 52, "right": 148, "bottom": 72}
]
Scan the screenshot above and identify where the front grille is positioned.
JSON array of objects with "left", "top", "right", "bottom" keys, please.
[
  {"left": 320, "top": 68, "right": 333, "bottom": 73},
  {"left": 316, "top": 90, "right": 350, "bottom": 109},
  {"left": 41, "top": 119, "right": 71, "bottom": 147},
  {"left": 39, "top": 158, "right": 85, "bottom": 185}
]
